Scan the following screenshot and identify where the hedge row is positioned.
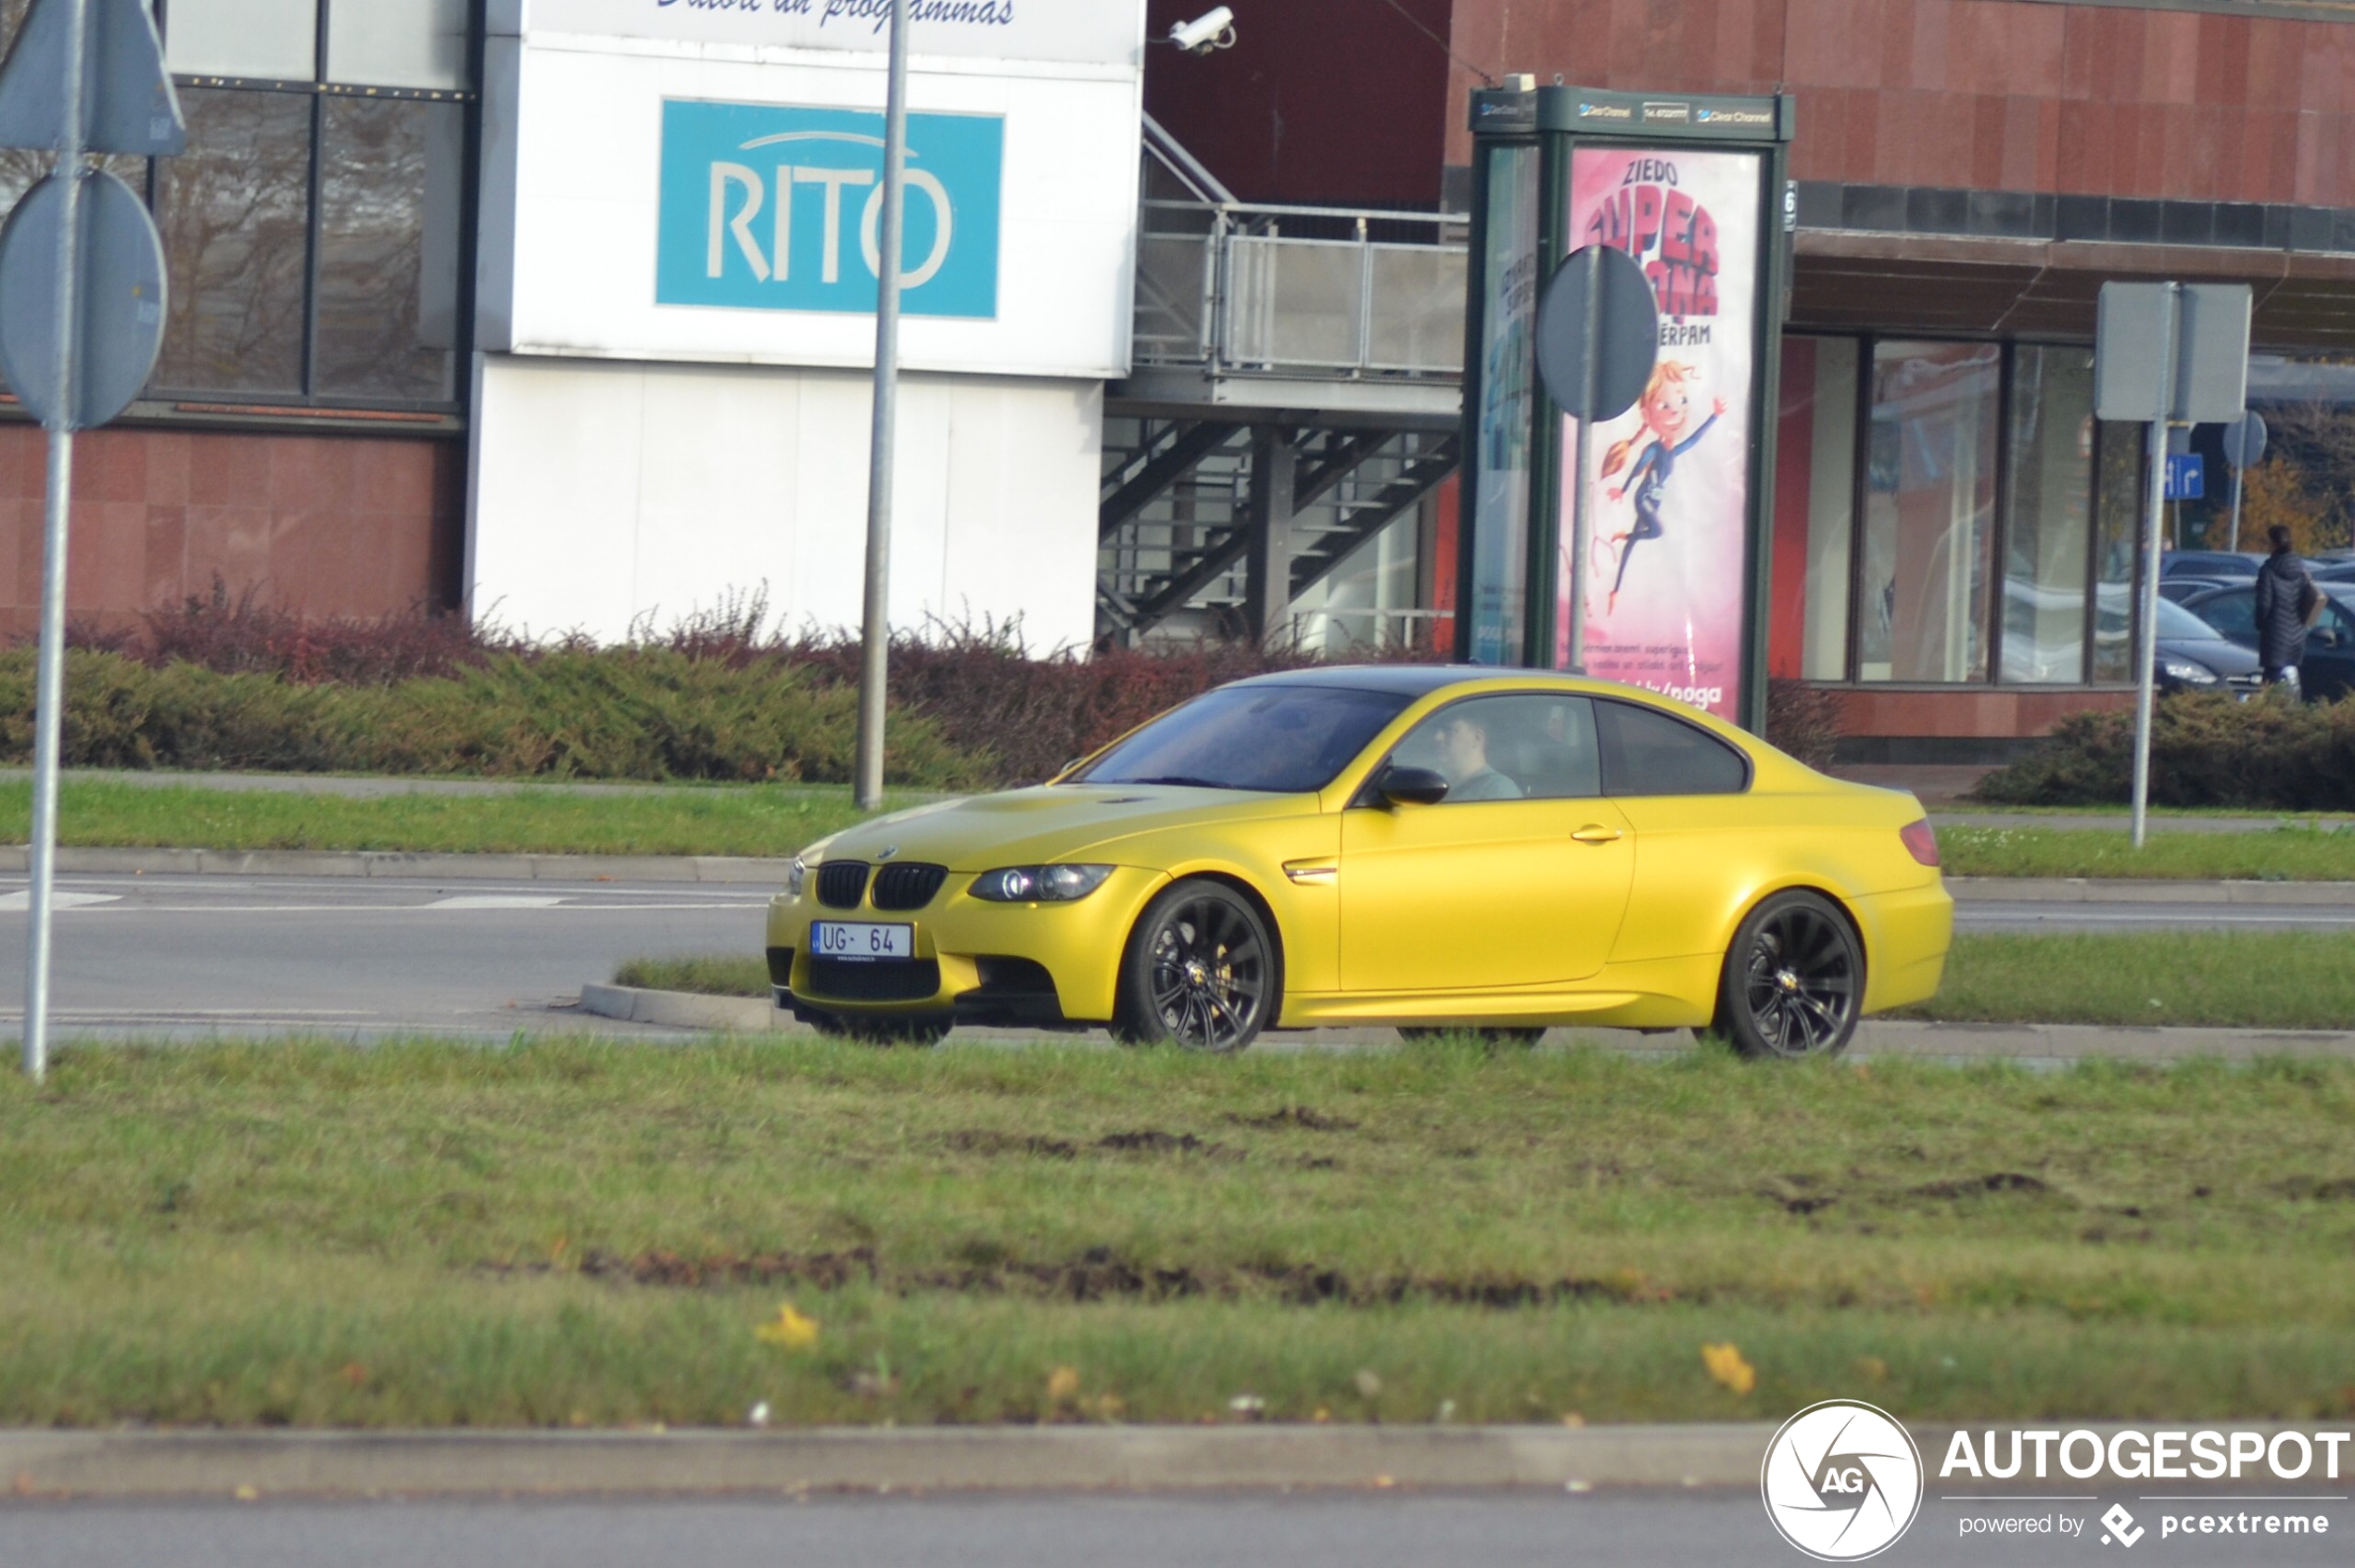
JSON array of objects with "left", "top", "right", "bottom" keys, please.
[
  {"left": 41, "top": 586, "right": 1841, "bottom": 789},
  {"left": 1972, "top": 691, "right": 2355, "bottom": 810},
  {"left": 0, "top": 649, "right": 979, "bottom": 788}
]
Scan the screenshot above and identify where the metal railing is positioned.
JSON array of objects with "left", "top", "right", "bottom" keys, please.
[{"left": 1136, "top": 121, "right": 1469, "bottom": 383}]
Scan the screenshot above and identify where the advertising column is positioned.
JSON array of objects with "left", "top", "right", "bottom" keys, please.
[
  {"left": 1459, "top": 86, "right": 1790, "bottom": 733},
  {"left": 1559, "top": 146, "right": 1761, "bottom": 721}
]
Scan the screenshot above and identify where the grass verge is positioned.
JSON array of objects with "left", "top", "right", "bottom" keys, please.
[
  {"left": 620, "top": 932, "right": 2355, "bottom": 1032},
  {"left": 0, "top": 779, "right": 885, "bottom": 859},
  {"left": 1941, "top": 823, "right": 2355, "bottom": 881},
  {"left": 7, "top": 1037, "right": 2355, "bottom": 1427}
]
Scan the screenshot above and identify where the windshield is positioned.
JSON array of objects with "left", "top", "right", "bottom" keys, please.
[
  {"left": 1073, "top": 685, "right": 1413, "bottom": 793},
  {"left": 2096, "top": 590, "right": 2234, "bottom": 641}
]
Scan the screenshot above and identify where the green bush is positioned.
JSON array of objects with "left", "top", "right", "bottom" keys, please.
[
  {"left": 0, "top": 649, "right": 981, "bottom": 788},
  {"left": 1972, "top": 690, "right": 2355, "bottom": 809}
]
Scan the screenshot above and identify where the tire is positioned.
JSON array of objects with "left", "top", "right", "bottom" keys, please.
[
  {"left": 1712, "top": 890, "right": 1864, "bottom": 1060},
  {"left": 1398, "top": 1026, "right": 1547, "bottom": 1048},
  {"left": 1113, "top": 879, "right": 1277, "bottom": 1052}
]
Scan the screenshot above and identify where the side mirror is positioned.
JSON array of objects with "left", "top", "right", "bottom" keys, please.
[{"left": 1377, "top": 765, "right": 1450, "bottom": 807}]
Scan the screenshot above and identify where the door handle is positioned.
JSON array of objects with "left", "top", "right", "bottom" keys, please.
[{"left": 1571, "top": 824, "right": 1623, "bottom": 845}]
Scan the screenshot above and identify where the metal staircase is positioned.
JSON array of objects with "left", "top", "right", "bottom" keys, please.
[{"left": 1097, "top": 120, "right": 1468, "bottom": 648}]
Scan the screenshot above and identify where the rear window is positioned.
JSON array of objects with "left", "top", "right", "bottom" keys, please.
[{"left": 1597, "top": 700, "right": 1750, "bottom": 797}]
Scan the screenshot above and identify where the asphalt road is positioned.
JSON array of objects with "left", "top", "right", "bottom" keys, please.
[
  {"left": 1954, "top": 899, "right": 2355, "bottom": 932},
  {"left": 0, "top": 873, "right": 2347, "bottom": 1042},
  {"left": 0, "top": 873, "right": 772, "bottom": 1039},
  {"left": 2, "top": 1490, "right": 2347, "bottom": 1567}
]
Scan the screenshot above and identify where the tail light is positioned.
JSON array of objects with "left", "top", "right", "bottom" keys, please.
[{"left": 1899, "top": 819, "right": 1941, "bottom": 867}]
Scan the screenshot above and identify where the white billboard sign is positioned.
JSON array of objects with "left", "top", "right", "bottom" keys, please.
[{"left": 494, "top": 0, "right": 1143, "bottom": 67}]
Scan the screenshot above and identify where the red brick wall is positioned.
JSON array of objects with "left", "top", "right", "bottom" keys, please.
[
  {"left": 1445, "top": 0, "right": 2355, "bottom": 206},
  {"left": 0, "top": 426, "right": 465, "bottom": 640},
  {"left": 1144, "top": 0, "right": 1457, "bottom": 205}
]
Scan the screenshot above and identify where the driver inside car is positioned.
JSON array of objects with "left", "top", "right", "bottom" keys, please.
[{"left": 1431, "top": 710, "right": 1524, "bottom": 801}]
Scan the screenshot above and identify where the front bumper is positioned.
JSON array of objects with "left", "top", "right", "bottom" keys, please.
[{"left": 764, "top": 865, "right": 1168, "bottom": 1026}]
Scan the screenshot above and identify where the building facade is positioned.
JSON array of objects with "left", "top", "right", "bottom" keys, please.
[
  {"left": 0, "top": 0, "right": 1143, "bottom": 653},
  {"left": 1149, "top": 0, "right": 2355, "bottom": 756}
]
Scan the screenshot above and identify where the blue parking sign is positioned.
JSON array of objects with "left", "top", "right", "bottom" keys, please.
[
  {"left": 2164, "top": 453, "right": 2205, "bottom": 501},
  {"left": 656, "top": 100, "right": 1003, "bottom": 320}
]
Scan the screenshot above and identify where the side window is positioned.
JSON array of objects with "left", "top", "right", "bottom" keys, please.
[
  {"left": 2196, "top": 592, "right": 2257, "bottom": 642},
  {"left": 1387, "top": 695, "right": 1601, "bottom": 803},
  {"left": 1597, "top": 700, "right": 1750, "bottom": 797},
  {"left": 2322, "top": 602, "right": 2355, "bottom": 650}
]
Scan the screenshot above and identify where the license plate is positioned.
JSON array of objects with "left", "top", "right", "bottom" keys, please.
[{"left": 811, "top": 921, "right": 914, "bottom": 962}]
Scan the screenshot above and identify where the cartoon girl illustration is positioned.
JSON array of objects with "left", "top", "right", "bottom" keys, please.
[{"left": 1598, "top": 362, "right": 1726, "bottom": 612}]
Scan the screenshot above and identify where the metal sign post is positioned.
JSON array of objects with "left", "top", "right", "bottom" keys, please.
[
  {"left": 852, "top": 0, "right": 911, "bottom": 813},
  {"left": 2095, "top": 280, "right": 2251, "bottom": 851},
  {"left": 1533, "top": 243, "right": 1657, "bottom": 677},
  {"left": 2222, "top": 411, "right": 2269, "bottom": 553},
  {"left": 0, "top": 0, "right": 185, "bottom": 1078}
]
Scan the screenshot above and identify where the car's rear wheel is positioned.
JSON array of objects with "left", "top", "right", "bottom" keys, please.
[
  {"left": 1398, "top": 1026, "right": 1547, "bottom": 1048},
  {"left": 1713, "top": 890, "right": 1863, "bottom": 1060},
  {"left": 1114, "top": 879, "right": 1275, "bottom": 1053}
]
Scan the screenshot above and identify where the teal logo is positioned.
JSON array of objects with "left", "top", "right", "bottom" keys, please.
[{"left": 656, "top": 100, "right": 1003, "bottom": 319}]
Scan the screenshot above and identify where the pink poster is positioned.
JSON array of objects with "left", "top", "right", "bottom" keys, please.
[{"left": 1557, "top": 147, "right": 1762, "bottom": 722}]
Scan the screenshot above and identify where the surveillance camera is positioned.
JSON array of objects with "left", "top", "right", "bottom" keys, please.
[{"left": 1168, "top": 6, "right": 1236, "bottom": 54}]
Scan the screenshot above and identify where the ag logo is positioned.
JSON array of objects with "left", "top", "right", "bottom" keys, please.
[{"left": 1761, "top": 1400, "right": 1924, "bottom": 1561}]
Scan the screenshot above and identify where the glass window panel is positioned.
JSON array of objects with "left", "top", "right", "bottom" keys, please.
[
  {"left": 326, "top": 0, "right": 468, "bottom": 90},
  {"left": 1390, "top": 695, "right": 1600, "bottom": 801},
  {"left": 2001, "top": 346, "right": 2095, "bottom": 684},
  {"left": 2091, "top": 421, "right": 2147, "bottom": 682},
  {"left": 152, "top": 87, "right": 312, "bottom": 395},
  {"left": 1770, "top": 336, "right": 1858, "bottom": 681},
  {"left": 1860, "top": 341, "right": 2000, "bottom": 683},
  {"left": 1596, "top": 700, "right": 1749, "bottom": 797},
  {"left": 164, "top": 0, "right": 318, "bottom": 79},
  {"left": 314, "top": 97, "right": 462, "bottom": 402}
]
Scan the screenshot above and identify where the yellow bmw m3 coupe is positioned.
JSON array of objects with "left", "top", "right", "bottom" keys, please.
[{"left": 765, "top": 668, "right": 1951, "bottom": 1057}]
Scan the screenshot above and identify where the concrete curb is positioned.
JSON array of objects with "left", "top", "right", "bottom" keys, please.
[
  {"left": 1948, "top": 876, "right": 2355, "bottom": 905},
  {"left": 579, "top": 983, "right": 779, "bottom": 1033},
  {"left": 0, "top": 1424, "right": 1778, "bottom": 1498},
  {"left": 0, "top": 848, "right": 796, "bottom": 885},
  {"left": 578, "top": 986, "right": 2355, "bottom": 1059}
]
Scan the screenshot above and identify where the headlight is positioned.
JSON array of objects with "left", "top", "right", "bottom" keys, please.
[
  {"left": 786, "top": 856, "right": 808, "bottom": 898},
  {"left": 970, "top": 864, "right": 1114, "bottom": 903},
  {"left": 2162, "top": 659, "right": 2219, "bottom": 684}
]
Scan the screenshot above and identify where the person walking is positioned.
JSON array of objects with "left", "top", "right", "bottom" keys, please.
[{"left": 2251, "top": 524, "right": 2323, "bottom": 690}]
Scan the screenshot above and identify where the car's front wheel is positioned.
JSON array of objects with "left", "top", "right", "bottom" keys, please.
[
  {"left": 1713, "top": 890, "right": 1863, "bottom": 1060},
  {"left": 1114, "top": 879, "right": 1276, "bottom": 1052}
]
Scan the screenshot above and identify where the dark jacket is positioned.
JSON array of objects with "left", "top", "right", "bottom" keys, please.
[{"left": 2253, "top": 547, "right": 2316, "bottom": 668}]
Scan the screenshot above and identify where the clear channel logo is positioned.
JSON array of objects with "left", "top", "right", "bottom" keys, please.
[{"left": 1762, "top": 1400, "right": 1925, "bottom": 1561}]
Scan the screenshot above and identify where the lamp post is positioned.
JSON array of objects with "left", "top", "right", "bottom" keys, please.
[{"left": 852, "top": 0, "right": 910, "bottom": 812}]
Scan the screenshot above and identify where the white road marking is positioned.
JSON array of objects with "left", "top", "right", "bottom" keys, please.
[
  {"left": 0, "top": 891, "right": 122, "bottom": 911},
  {"left": 423, "top": 895, "right": 569, "bottom": 910}
]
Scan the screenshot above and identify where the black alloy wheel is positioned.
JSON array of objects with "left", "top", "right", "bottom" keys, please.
[
  {"left": 1714, "top": 891, "right": 1863, "bottom": 1060},
  {"left": 1114, "top": 879, "right": 1276, "bottom": 1052}
]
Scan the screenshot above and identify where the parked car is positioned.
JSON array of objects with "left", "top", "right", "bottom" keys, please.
[
  {"left": 2313, "top": 559, "right": 2355, "bottom": 585},
  {"left": 2178, "top": 581, "right": 2355, "bottom": 700},
  {"left": 2162, "top": 550, "right": 2263, "bottom": 580},
  {"left": 2149, "top": 596, "right": 2267, "bottom": 695},
  {"left": 2158, "top": 577, "right": 2233, "bottom": 606}
]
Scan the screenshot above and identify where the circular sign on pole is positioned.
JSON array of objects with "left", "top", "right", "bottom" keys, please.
[
  {"left": 0, "top": 168, "right": 166, "bottom": 431},
  {"left": 1534, "top": 243, "right": 1659, "bottom": 420},
  {"left": 2221, "top": 409, "right": 2268, "bottom": 470}
]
